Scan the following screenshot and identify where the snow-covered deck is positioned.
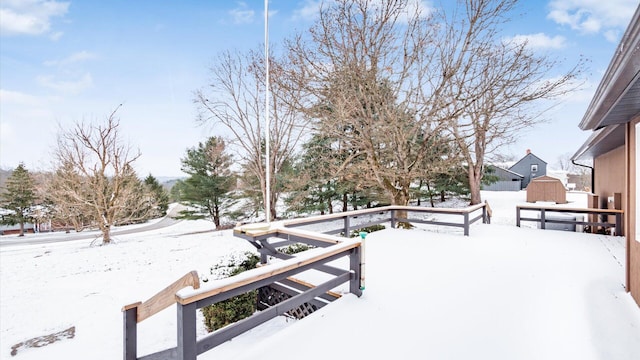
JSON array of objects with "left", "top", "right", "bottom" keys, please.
[{"left": 203, "top": 224, "right": 639, "bottom": 360}]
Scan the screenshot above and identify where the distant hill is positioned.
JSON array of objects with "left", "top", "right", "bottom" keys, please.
[{"left": 159, "top": 177, "right": 186, "bottom": 191}]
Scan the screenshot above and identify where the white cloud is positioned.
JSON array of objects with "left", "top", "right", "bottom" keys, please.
[
  {"left": 0, "top": 88, "right": 42, "bottom": 106},
  {"left": 229, "top": 2, "right": 255, "bottom": 24},
  {"left": 37, "top": 72, "right": 93, "bottom": 94},
  {"left": 43, "top": 51, "right": 98, "bottom": 67},
  {"left": 292, "top": 0, "right": 324, "bottom": 21},
  {"left": 0, "top": 0, "right": 69, "bottom": 37},
  {"left": 547, "top": 0, "right": 637, "bottom": 42},
  {"left": 402, "top": 0, "right": 433, "bottom": 21},
  {"left": 506, "top": 33, "right": 567, "bottom": 49},
  {"left": 603, "top": 29, "right": 620, "bottom": 43}
]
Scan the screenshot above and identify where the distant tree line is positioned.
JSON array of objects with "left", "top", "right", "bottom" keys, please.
[{"left": 0, "top": 162, "right": 168, "bottom": 239}]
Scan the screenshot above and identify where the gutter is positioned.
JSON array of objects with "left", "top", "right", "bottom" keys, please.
[{"left": 571, "top": 160, "right": 594, "bottom": 192}]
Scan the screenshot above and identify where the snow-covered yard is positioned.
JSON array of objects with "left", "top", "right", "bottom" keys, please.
[{"left": 1, "top": 191, "right": 639, "bottom": 359}]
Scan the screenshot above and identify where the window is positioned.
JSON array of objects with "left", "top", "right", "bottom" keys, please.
[{"left": 531, "top": 164, "right": 538, "bottom": 173}]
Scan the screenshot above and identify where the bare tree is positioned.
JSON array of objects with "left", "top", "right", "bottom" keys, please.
[
  {"left": 50, "top": 106, "right": 153, "bottom": 244},
  {"left": 280, "top": 0, "right": 458, "bottom": 206},
  {"left": 438, "top": 0, "right": 586, "bottom": 204},
  {"left": 194, "top": 48, "right": 310, "bottom": 220},
  {"left": 43, "top": 162, "right": 94, "bottom": 232},
  {"left": 283, "top": 0, "right": 585, "bottom": 206}
]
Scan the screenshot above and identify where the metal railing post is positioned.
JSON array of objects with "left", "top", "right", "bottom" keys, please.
[
  {"left": 540, "top": 209, "right": 546, "bottom": 230},
  {"left": 123, "top": 306, "right": 138, "bottom": 360},
  {"left": 463, "top": 212, "right": 469, "bottom": 236},
  {"left": 177, "top": 302, "right": 197, "bottom": 360},
  {"left": 349, "top": 246, "right": 363, "bottom": 297},
  {"left": 343, "top": 215, "right": 350, "bottom": 237},
  {"left": 616, "top": 213, "right": 623, "bottom": 236}
]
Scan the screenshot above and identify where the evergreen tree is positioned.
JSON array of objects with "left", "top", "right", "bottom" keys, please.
[
  {"left": 144, "top": 174, "right": 170, "bottom": 217},
  {"left": 169, "top": 180, "right": 184, "bottom": 202},
  {"left": 0, "top": 163, "right": 36, "bottom": 236},
  {"left": 177, "top": 137, "right": 235, "bottom": 228},
  {"left": 286, "top": 134, "right": 337, "bottom": 215}
]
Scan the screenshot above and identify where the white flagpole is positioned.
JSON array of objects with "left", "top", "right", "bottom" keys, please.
[{"left": 264, "top": 0, "right": 271, "bottom": 223}]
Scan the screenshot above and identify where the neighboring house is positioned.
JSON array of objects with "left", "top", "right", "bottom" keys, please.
[
  {"left": 484, "top": 151, "right": 548, "bottom": 191},
  {"left": 482, "top": 165, "right": 523, "bottom": 191},
  {"left": 571, "top": 5, "right": 639, "bottom": 307},
  {"left": 509, "top": 150, "right": 547, "bottom": 189},
  {"left": 0, "top": 223, "right": 36, "bottom": 236}
]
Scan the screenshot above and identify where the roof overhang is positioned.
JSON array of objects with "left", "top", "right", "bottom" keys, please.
[
  {"left": 578, "top": 6, "right": 640, "bottom": 132},
  {"left": 571, "top": 124, "right": 625, "bottom": 161}
]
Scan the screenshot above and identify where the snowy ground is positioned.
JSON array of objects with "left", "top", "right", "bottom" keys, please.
[{"left": 1, "top": 191, "right": 639, "bottom": 359}]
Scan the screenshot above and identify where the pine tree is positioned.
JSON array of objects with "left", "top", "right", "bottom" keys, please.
[
  {"left": 177, "top": 137, "right": 235, "bottom": 228},
  {"left": 144, "top": 174, "right": 169, "bottom": 217},
  {"left": 0, "top": 163, "right": 36, "bottom": 236}
]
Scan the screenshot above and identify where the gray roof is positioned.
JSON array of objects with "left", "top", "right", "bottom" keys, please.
[{"left": 573, "top": 5, "right": 640, "bottom": 160}]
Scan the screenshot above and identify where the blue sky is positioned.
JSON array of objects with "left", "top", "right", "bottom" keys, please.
[{"left": 1, "top": 0, "right": 638, "bottom": 178}]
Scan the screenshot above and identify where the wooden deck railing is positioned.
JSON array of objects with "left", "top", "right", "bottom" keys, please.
[
  {"left": 280, "top": 203, "right": 488, "bottom": 236},
  {"left": 122, "top": 228, "right": 362, "bottom": 360},
  {"left": 516, "top": 204, "right": 624, "bottom": 236},
  {"left": 122, "top": 202, "right": 488, "bottom": 359},
  {"left": 122, "top": 271, "right": 201, "bottom": 359}
]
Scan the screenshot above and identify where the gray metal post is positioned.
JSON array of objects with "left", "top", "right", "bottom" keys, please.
[
  {"left": 516, "top": 207, "right": 521, "bottom": 227},
  {"left": 123, "top": 307, "right": 137, "bottom": 360},
  {"left": 343, "top": 216, "right": 350, "bottom": 238},
  {"left": 463, "top": 212, "right": 469, "bottom": 236},
  {"left": 616, "top": 213, "right": 622, "bottom": 236},
  {"left": 540, "top": 209, "right": 546, "bottom": 229},
  {"left": 177, "top": 302, "right": 197, "bottom": 360},
  {"left": 390, "top": 209, "right": 396, "bottom": 229},
  {"left": 349, "top": 247, "right": 363, "bottom": 297}
]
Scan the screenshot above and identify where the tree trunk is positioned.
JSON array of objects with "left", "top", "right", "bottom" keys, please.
[
  {"left": 19, "top": 222, "right": 25, "bottom": 237},
  {"left": 468, "top": 165, "right": 483, "bottom": 205},
  {"left": 102, "top": 226, "right": 112, "bottom": 244},
  {"left": 270, "top": 197, "right": 277, "bottom": 221},
  {"left": 342, "top": 193, "right": 348, "bottom": 212},
  {"left": 213, "top": 204, "right": 220, "bottom": 228},
  {"left": 426, "top": 183, "right": 435, "bottom": 207},
  {"left": 393, "top": 189, "right": 412, "bottom": 229}
]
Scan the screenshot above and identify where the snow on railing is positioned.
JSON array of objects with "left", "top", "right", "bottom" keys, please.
[{"left": 121, "top": 203, "right": 488, "bottom": 360}]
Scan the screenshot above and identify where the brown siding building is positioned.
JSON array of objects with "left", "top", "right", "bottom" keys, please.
[{"left": 572, "top": 5, "right": 640, "bottom": 307}]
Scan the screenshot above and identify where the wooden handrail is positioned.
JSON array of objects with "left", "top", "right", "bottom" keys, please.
[
  {"left": 278, "top": 203, "right": 486, "bottom": 227},
  {"left": 516, "top": 204, "right": 624, "bottom": 214},
  {"left": 176, "top": 240, "right": 361, "bottom": 305},
  {"left": 122, "top": 270, "right": 200, "bottom": 323}
]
